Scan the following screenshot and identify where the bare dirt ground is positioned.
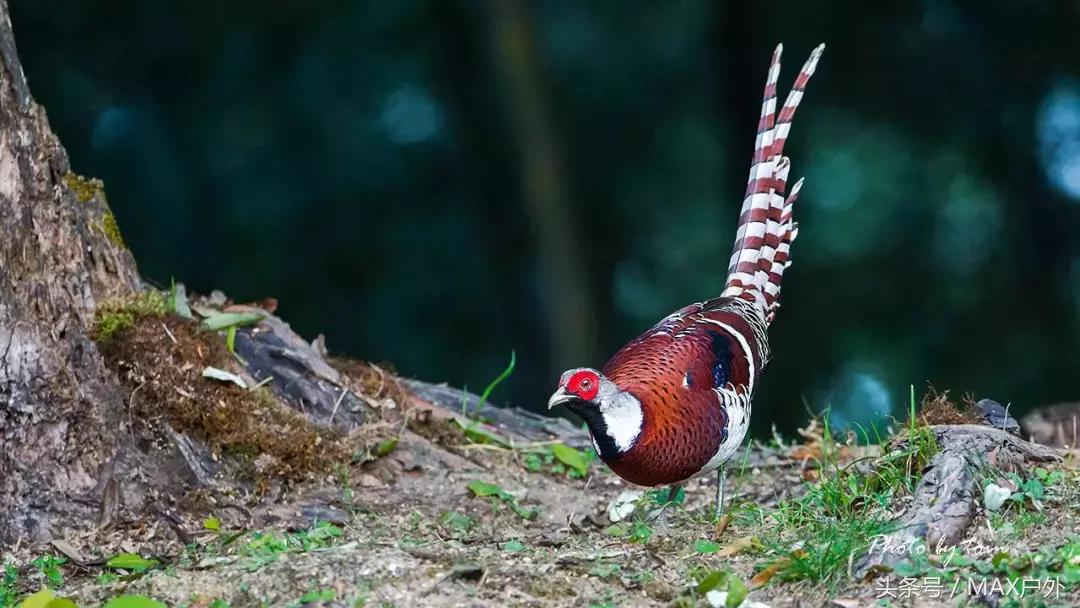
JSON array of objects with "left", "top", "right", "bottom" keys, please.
[{"left": 5, "top": 413, "right": 1078, "bottom": 608}]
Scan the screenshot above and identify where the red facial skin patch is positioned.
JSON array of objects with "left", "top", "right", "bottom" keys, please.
[{"left": 566, "top": 370, "right": 599, "bottom": 401}]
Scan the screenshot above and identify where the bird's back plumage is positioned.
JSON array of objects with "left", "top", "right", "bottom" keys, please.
[{"left": 600, "top": 298, "right": 766, "bottom": 485}]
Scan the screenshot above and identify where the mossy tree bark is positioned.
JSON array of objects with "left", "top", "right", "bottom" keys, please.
[{"left": 0, "top": 0, "right": 141, "bottom": 543}]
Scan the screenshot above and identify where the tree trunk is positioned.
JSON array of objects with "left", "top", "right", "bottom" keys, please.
[
  {"left": 488, "top": 0, "right": 598, "bottom": 370},
  {"left": 0, "top": 0, "right": 141, "bottom": 543}
]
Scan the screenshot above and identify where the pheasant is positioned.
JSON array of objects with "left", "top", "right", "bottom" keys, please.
[{"left": 548, "top": 43, "right": 824, "bottom": 513}]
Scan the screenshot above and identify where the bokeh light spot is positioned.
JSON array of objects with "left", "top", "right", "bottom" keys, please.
[
  {"left": 1037, "top": 80, "right": 1080, "bottom": 200},
  {"left": 92, "top": 106, "right": 133, "bottom": 149},
  {"left": 380, "top": 85, "right": 442, "bottom": 145}
]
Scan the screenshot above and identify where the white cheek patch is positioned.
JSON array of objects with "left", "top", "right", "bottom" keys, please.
[{"left": 600, "top": 394, "right": 644, "bottom": 453}]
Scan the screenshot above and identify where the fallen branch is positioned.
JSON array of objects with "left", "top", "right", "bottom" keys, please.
[{"left": 402, "top": 378, "right": 593, "bottom": 449}]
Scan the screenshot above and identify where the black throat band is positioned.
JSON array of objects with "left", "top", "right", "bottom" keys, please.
[{"left": 565, "top": 398, "right": 622, "bottom": 461}]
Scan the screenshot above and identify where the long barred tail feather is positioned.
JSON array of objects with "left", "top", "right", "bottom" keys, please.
[
  {"left": 723, "top": 43, "right": 823, "bottom": 325},
  {"left": 766, "top": 177, "right": 802, "bottom": 324}
]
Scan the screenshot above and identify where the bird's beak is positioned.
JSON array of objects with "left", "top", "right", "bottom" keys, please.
[{"left": 547, "top": 387, "right": 571, "bottom": 410}]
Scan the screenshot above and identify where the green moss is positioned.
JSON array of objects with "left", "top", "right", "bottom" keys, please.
[
  {"left": 93, "top": 291, "right": 168, "bottom": 341},
  {"left": 98, "top": 211, "right": 126, "bottom": 249},
  {"left": 62, "top": 172, "right": 105, "bottom": 204},
  {"left": 95, "top": 310, "right": 136, "bottom": 341},
  {"left": 96, "top": 313, "right": 354, "bottom": 479}
]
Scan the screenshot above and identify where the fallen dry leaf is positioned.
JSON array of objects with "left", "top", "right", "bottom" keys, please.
[
  {"left": 50, "top": 539, "right": 88, "bottom": 565},
  {"left": 750, "top": 559, "right": 788, "bottom": 587},
  {"left": 750, "top": 550, "right": 805, "bottom": 587},
  {"left": 717, "top": 535, "right": 760, "bottom": 557}
]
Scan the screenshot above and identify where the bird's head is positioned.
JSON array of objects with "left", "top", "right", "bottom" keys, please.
[{"left": 547, "top": 367, "right": 643, "bottom": 457}]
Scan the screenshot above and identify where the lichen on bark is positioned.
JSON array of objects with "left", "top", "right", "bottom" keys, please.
[
  {"left": 97, "top": 210, "right": 126, "bottom": 248},
  {"left": 61, "top": 171, "right": 105, "bottom": 204}
]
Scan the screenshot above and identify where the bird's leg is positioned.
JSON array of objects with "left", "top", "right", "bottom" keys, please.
[
  {"left": 646, "top": 485, "right": 683, "bottom": 522},
  {"left": 666, "top": 485, "right": 683, "bottom": 504},
  {"left": 713, "top": 465, "right": 727, "bottom": 521}
]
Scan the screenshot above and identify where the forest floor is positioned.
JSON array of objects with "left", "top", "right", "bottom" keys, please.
[
  {"left": 4, "top": 415, "right": 1079, "bottom": 608},
  {"left": 2, "top": 298, "right": 1078, "bottom": 608}
]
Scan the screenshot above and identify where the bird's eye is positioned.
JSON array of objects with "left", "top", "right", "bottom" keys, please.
[{"left": 579, "top": 378, "right": 591, "bottom": 389}]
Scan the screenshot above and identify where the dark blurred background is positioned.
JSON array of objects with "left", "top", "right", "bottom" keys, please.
[{"left": 11, "top": 1, "right": 1080, "bottom": 436}]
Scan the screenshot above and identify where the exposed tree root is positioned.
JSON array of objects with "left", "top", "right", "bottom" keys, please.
[{"left": 856, "top": 424, "right": 1060, "bottom": 577}]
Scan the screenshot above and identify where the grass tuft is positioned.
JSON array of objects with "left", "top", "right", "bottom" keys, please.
[{"left": 745, "top": 389, "right": 946, "bottom": 588}]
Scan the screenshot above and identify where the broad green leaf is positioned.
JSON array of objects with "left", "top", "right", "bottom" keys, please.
[
  {"left": 502, "top": 540, "right": 526, "bottom": 552},
  {"left": 308, "top": 521, "right": 343, "bottom": 539},
  {"left": 725, "top": 575, "right": 748, "bottom": 608},
  {"left": 467, "top": 480, "right": 503, "bottom": 498},
  {"left": 629, "top": 521, "right": 653, "bottom": 543},
  {"left": 696, "top": 570, "right": 729, "bottom": 594},
  {"left": 550, "top": 443, "right": 588, "bottom": 476},
  {"left": 299, "top": 589, "right": 334, "bottom": 603},
  {"left": 201, "top": 312, "right": 262, "bottom": 331},
  {"left": 508, "top": 502, "right": 538, "bottom": 520},
  {"left": 466, "top": 480, "right": 535, "bottom": 519},
  {"left": 203, "top": 517, "right": 221, "bottom": 531},
  {"left": 462, "top": 426, "right": 511, "bottom": 447},
  {"left": 439, "top": 510, "right": 473, "bottom": 534},
  {"left": 693, "top": 539, "right": 720, "bottom": 554},
  {"left": 102, "top": 597, "right": 166, "bottom": 608},
  {"left": 374, "top": 438, "right": 398, "bottom": 457},
  {"left": 18, "top": 589, "right": 55, "bottom": 608},
  {"left": 892, "top": 559, "right": 922, "bottom": 577},
  {"left": 604, "top": 524, "right": 628, "bottom": 538},
  {"left": 1062, "top": 563, "right": 1080, "bottom": 585},
  {"left": 45, "top": 599, "right": 77, "bottom": 608},
  {"left": 944, "top": 550, "right": 972, "bottom": 567},
  {"left": 453, "top": 420, "right": 512, "bottom": 447},
  {"left": 105, "top": 553, "right": 159, "bottom": 572}
]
